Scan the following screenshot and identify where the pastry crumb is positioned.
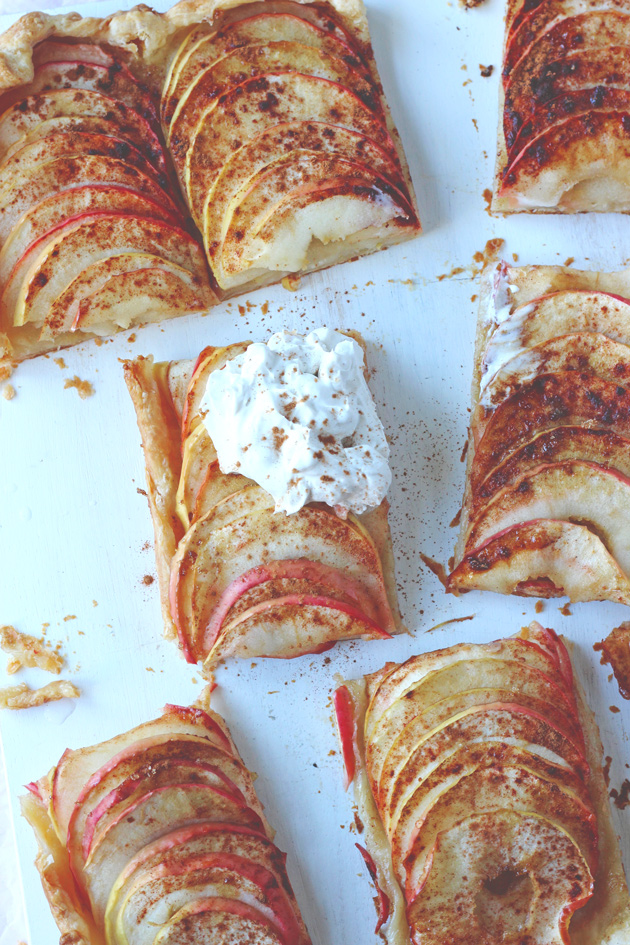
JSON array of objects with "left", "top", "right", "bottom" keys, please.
[
  {"left": 142, "top": 574, "right": 154, "bottom": 585},
  {"left": 53, "top": 357, "right": 67, "bottom": 369},
  {"left": 479, "top": 64, "right": 494, "bottom": 77},
  {"left": 460, "top": 0, "right": 486, "bottom": 6},
  {"left": 261, "top": 302, "right": 269, "bottom": 314},
  {"left": 0, "top": 625, "right": 64, "bottom": 675},
  {"left": 64, "top": 375, "right": 94, "bottom": 399},
  {"left": 0, "top": 679, "right": 79, "bottom": 710},
  {"left": 2, "top": 383, "right": 15, "bottom": 400},
  {"left": 63, "top": 614, "right": 77, "bottom": 622},
  {"left": 0, "top": 363, "right": 13, "bottom": 382},
  {"left": 282, "top": 274, "right": 301, "bottom": 291}
]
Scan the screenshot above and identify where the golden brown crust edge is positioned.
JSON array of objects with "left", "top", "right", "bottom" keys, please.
[
  {"left": 124, "top": 334, "right": 404, "bottom": 657},
  {"left": 340, "top": 641, "right": 630, "bottom": 945}
]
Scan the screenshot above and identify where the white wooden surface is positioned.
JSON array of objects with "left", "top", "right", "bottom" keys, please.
[{"left": 0, "top": 1, "right": 629, "bottom": 943}]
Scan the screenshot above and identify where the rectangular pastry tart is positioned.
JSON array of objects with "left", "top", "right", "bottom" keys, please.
[
  {"left": 334, "top": 623, "right": 630, "bottom": 945},
  {"left": 493, "top": 0, "right": 630, "bottom": 213},
  {"left": 449, "top": 252, "right": 630, "bottom": 603},
  {"left": 21, "top": 695, "right": 312, "bottom": 945},
  {"left": 124, "top": 328, "right": 403, "bottom": 672},
  {"left": 0, "top": 0, "right": 419, "bottom": 366}
]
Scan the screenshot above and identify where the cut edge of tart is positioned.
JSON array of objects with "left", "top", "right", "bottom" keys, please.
[
  {"left": 333, "top": 624, "right": 630, "bottom": 945},
  {"left": 123, "top": 329, "right": 404, "bottom": 670}
]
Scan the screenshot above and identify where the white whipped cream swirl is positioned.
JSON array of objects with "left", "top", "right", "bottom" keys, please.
[{"left": 200, "top": 327, "right": 391, "bottom": 515}]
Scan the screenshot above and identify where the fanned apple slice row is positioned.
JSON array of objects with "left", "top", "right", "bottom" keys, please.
[
  {"left": 180, "top": 341, "right": 252, "bottom": 446},
  {"left": 104, "top": 823, "right": 292, "bottom": 942},
  {"left": 7, "top": 213, "right": 208, "bottom": 329},
  {"left": 217, "top": 153, "right": 414, "bottom": 289},
  {"left": 499, "top": 111, "right": 630, "bottom": 211},
  {"left": 83, "top": 783, "right": 265, "bottom": 923},
  {"left": 0, "top": 187, "right": 178, "bottom": 289},
  {"left": 0, "top": 155, "right": 180, "bottom": 247},
  {"left": 471, "top": 372, "right": 630, "bottom": 491},
  {"left": 170, "top": 503, "right": 394, "bottom": 663},
  {"left": 185, "top": 72, "right": 402, "bottom": 225},
  {"left": 169, "top": 41, "right": 382, "bottom": 175},
  {"left": 466, "top": 461, "right": 630, "bottom": 575},
  {"left": 0, "top": 132, "right": 169, "bottom": 195},
  {"left": 37, "top": 253, "right": 209, "bottom": 338},
  {"left": 0, "top": 89, "right": 165, "bottom": 165},
  {"left": 449, "top": 518, "right": 630, "bottom": 602},
  {"left": 479, "top": 332, "right": 630, "bottom": 411},
  {"left": 365, "top": 630, "right": 567, "bottom": 738},
  {"left": 153, "top": 897, "right": 286, "bottom": 945},
  {"left": 406, "top": 811, "right": 594, "bottom": 945},
  {"left": 162, "top": 9, "right": 372, "bottom": 128},
  {"left": 472, "top": 427, "right": 630, "bottom": 517},
  {"left": 396, "top": 765, "right": 598, "bottom": 901},
  {"left": 71, "top": 267, "right": 214, "bottom": 336},
  {"left": 0, "top": 61, "right": 159, "bottom": 130},
  {"left": 115, "top": 854, "right": 304, "bottom": 945},
  {"left": 49, "top": 704, "right": 232, "bottom": 842},
  {"left": 176, "top": 424, "right": 219, "bottom": 529}
]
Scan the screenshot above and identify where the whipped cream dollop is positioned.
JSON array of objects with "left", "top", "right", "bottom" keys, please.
[{"left": 200, "top": 327, "right": 391, "bottom": 515}]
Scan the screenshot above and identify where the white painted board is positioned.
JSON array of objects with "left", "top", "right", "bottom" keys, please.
[{"left": 0, "top": 1, "right": 628, "bottom": 943}]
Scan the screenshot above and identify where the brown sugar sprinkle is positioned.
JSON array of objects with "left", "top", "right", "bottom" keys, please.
[
  {"left": 53, "top": 357, "right": 67, "bottom": 369},
  {"left": 64, "top": 375, "right": 94, "bottom": 399},
  {"left": 2, "top": 383, "right": 15, "bottom": 400},
  {"left": 594, "top": 623, "right": 630, "bottom": 699},
  {"left": 0, "top": 625, "right": 63, "bottom": 675},
  {"left": 0, "top": 679, "right": 79, "bottom": 710},
  {"left": 611, "top": 779, "right": 630, "bottom": 810}
]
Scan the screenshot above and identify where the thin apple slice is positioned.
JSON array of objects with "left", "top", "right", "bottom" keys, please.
[
  {"left": 170, "top": 503, "right": 393, "bottom": 662},
  {"left": 466, "top": 461, "right": 630, "bottom": 574},
  {"left": 217, "top": 153, "right": 414, "bottom": 289},
  {"left": 480, "top": 332, "right": 630, "bottom": 411},
  {"left": 162, "top": 8, "right": 371, "bottom": 127},
  {"left": 180, "top": 341, "right": 251, "bottom": 446},
  {"left": 0, "top": 61, "right": 159, "bottom": 130},
  {"left": 116, "top": 854, "right": 303, "bottom": 945},
  {"left": 153, "top": 897, "right": 285, "bottom": 945},
  {"left": 32, "top": 40, "right": 116, "bottom": 69},
  {"left": 184, "top": 72, "right": 401, "bottom": 225},
  {"left": 192, "top": 463, "right": 253, "bottom": 522},
  {"left": 472, "top": 427, "right": 630, "bottom": 516},
  {"left": 0, "top": 154, "right": 179, "bottom": 246},
  {"left": 83, "top": 783, "right": 264, "bottom": 922},
  {"left": 506, "top": 86, "right": 630, "bottom": 162},
  {"left": 0, "top": 89, "right": 163, "bottom": 163},
  {"left": 70, "top": 266, "right": 214, "bottom": 336},
  {"left": 0, "top": 132, "right": 168, "bottom": 194},
  {"left": 104, "top": 823, "right": 284, "bottom": 940},
  {"left": 499, "top": 110, "right": 630, "bottom": 212},
  {"left": 37, "top": 253, "right": 209, "bottom": 338},
  {"left": 406, "top": 811, "right": 594, "bottom": 944},
  {"left": 365, "top": 631, "right": 566, "bottom": 740},
  {"left": 400, "top": 765, "right": 597, "bottom": 902},
  {"left": 169, "top": 41, "right": 381, "bottom": 176},
  {"left": 50, "top": 704, "right": 231, "bottom": 841},
  {"left": 3, "top": 115, "right": 168, "bottom": 174},
  {"left": 471, "top": 372, "right": 630, "bottom": 492},
  {"left": 8, "top": 213, "right": 207, "bottom": 329},
  {"left": 0, "top": 186, "right": 177, "bottom": 291},
  {"left": 449, "top": 518, "right": 630, "bottom": 603},
  {"left": 203, "top": 121, "right": 405, "bottom": 266},
  {"left": 175, "top": 424, "right": 219, "bottom": 529}
]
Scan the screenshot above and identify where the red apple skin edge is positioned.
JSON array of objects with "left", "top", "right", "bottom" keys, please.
[
  {"left": 356, "top": 843, "right": 391, "bottom": 933},
  {"left": 334, "top": 685, "right": 358, "bottom": 791}
]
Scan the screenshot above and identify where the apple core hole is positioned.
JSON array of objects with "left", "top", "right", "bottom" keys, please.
[{"left": 475, "top": 868, "right": 535, "bottom": 937}]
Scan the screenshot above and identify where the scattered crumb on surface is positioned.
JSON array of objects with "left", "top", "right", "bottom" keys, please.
[
  {"left": 611, "top": 779, "right": 630, "bottom": 809},
  {"left": 610, "top": 705, "right": 621, "bottom": 713},
  {"left": 53, "top": 357, "right": 67, "bottom": 369},
  {"left": 460, "top": 0, "right": 487, "bottom": 6},
  {"left": 0, "top": 679, "right": 79, "bottom": 710},
  {"left": 94, "top": 337, "right": 104, "bottom": 346},
  {"left": 0, "top": 625, "right": 63, "bottom": 675},
  {"left": 64, "top": 375, "right": 94, "bottom": 399},
  {"left": 261, "top": 302, "right": 269, "bottom": 315},
  {"left": 564, "top": 257, "right": 575, "bottom": 267},
  {"left": 535, "top": 601, "right": 544, "bottom": 614},
  {"left": 142, "top": 574, "right": 154, "bottom": 585},
  {"left": 282, "top": 274, "right": 301, "bottom": 291},
  {"left": 559, "top": 603, "right": 572, "bottom": 616},
  {"left": 0, "top": 363, "right": 13, "bottom": 382},
  {"left": 479, "top": 64, "right": 494, "bottom": 77},
  {"left": 482, "top": 188, "right": 493, "bottom": 212},
  {"left": 146, "top": 667, "right": 155, "bottom": 672},
  {"left": 2, "top": 383, "right": 15, "bottom": 400},
  {"left": 127, "top": 333, "right": 136, "bottom": 343},
  {"left": 594, "top": 623, "right": 630, "bottom": 699},
  {"left": 418, "top": 552, "right": 449, "bottom": 589},
  {"left": 63, "top": 614, "right": 76, "bottom": 622},
  {"left": 603, "top": 756, "right": 613, "bottom": 786},
  {"left": 449, "top": 509, "right": 462, "bottom": 528},
  {"left": 92, "top": 600, "right": 98, "bottom": 607}
]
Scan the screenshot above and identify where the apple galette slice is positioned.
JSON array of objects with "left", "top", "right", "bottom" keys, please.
[
  {"left": 334, "top": 623, "right": 630, "bottom": 945},
  {"left": 0, "top": 36, "right": 215, "bottom": 365},
  {"left": 160, "top": 0, "right": 420, "bottom": 294},
  {"left": 493, "top": 0, "right": 630, "bottom": 212},
  {"left": 21, "top": 695, "right": 312, "bottom": 945},
  {"left": 449, "top": 251, "right": 630, "bottom": 603},
  {"left": 124, "top": 328, "right": 402, "bottom": 673}
]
